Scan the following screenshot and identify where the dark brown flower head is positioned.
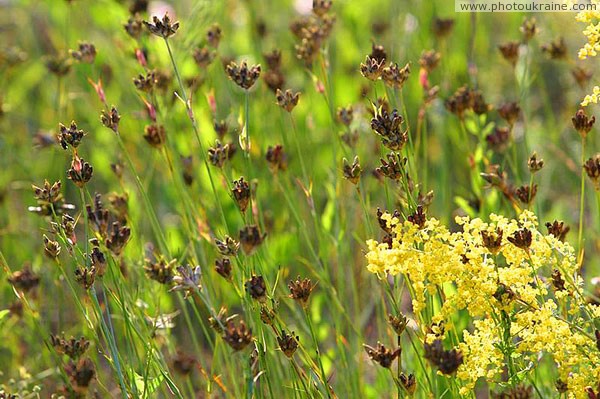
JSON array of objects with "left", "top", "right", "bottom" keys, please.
[
  {"left": 51, "top": 335, "right": 90, "bottom": 360},
  {"left": 232, "top": 177, "right": 251, "bottom": 213},
  {"left": 101, "top": 106, "right": 120, "bottom": 133},
  {"left": 481, "top": 164, "right": 512, "bottom": 199},
  {"left": 239, "top": 225, "right": 266, "bottom": 255},
  {"left": 264, "top": 69, "right": 285, "bottom": 92},
  {"left": 90, "top": 246, "right": 107, "bottom": 277},
  {"left": 223, "top": 319, "right": 252, "bottom": 351},
  {"left": 360, "top": 56, "right": 385, "bottom": 81},
  {"left": 87, "top": 193, "right": 109, "bottom": 237},
  {"left": 144, "top": 13, "right": 179, "bottom": 38},
  {"left": 288, "top": 276, "right": 315, "bottom": 308},
  {"left": 208, "top": 140, "right": 232, "bottom": 168},
  {"left": 371, "top": 108, "right": 407, "bottom": 151},
  {"left": 507, "top": 228, "right": 532, "bottom": 250},
  {"left": 277, "top": 330, "right": 299, "bottom": 358},
  {"left": 388, "top": 313, "right": 408, "bottom": 336},
  {"left": 67, "top": 156, "right": 93, "bottom": 188},
  {"left": 555, "top": 379, "right": 569, "bottom": 394},
  {"left": 245, "top": 275, "right": 267, "bottom": 302},
  {"left": 492, "top": 385, "right": 533, "bottom": 399},
  {"left": 213, "top": 120, "right": 228, "bottom": 140},
  {"left": 70, "top": 42, "right": 96, "bottom": 64},
  {"left": 364, "top": 342, "right": 400, "bottom": 368},
  {"left": 215, "top": 236, "right": 240, "bottom": 256},
  {"left": 520, "top": 17, "right": 538, "bottom": 42},
  {"left": 498, "top": 41, "right": 520, "bottom": 66},
  {"left": 206, "top": 23, "right": 222, "bottom": 48},
  {"left": 134, "top": 71, "right": 157, "bottom": 92},
  {"left": 376, "top": 208, "right": 400, "bottom": 233},
  {"left": 400, "top": 373, "right": 417, "bottom": 395},
  {"left": 144, "top": 257, "right": 175, "bottom": 284},
  {"left": 572, "top": 109, "right": 596, "bottom": 138},
  {"left": 74, "top": 265, "right": 96, "bottom": 290},
  {"left": 382, "top": 62, "right": 410, "bottom": 89},
  {"left": 193, "top": 46, "right": 215, "bottom": 68},
  {"left": 370, "top": 43, "right": 387, "bottom": 63},
  {"left": 226, "top": 61, "right": 261, "bottom": 90},
  {"left": 172, "top": 350, "right": 196, "bottom": 375},
  {"left": 471, "top": 90, "right": 490, "bottom": 115},
  {"left": 312, "top": 0, "right": 332, "bottom": 16},
  {"left": 45, "top": 55, "right": 71, "bottom": 76},
  {"left": 106, "top": 221, "right": 131, "bottom": 256},
  {"left": 432, "top": 18, "right": 454, "bottom": 38},
  {"left": 515, "top": 184, "right": 537, "bottom": 205},
  {"left": 54, "top": 213, "right": 76, "bottom": 244},
  {"left": 407, "top": 205, "right": 426, "bottom": 229},
  {"left": 481, "top": 228, "right": 503, "bottom": 254},
  {"left": 486, "top": 127, "right": 511, "bottom": 153},
  {"left": 124, "top": 15, "right": 144, "bottom": 39},
  {"left": 551, "top": 269, "right": 566, "bottom": 292},
  {"left": 541, "top": 37, "right": 567, "bottom": 60},
  {"left": 336, "top": 105, "right": 353, "bottom": 126},
  {"left": 264, "top": 49, "right": 282, "bottom": 70},
  {"left": 33, "top": 180, "right": 62, "bottom": 204},
  {"left": 423, "top": 339, "right": 463, "bottom": 375},
  {"left": 498, "top": 102, "right": 521, "bottom": 127},
  {"left": 377, "top": 152, "right": 406, "bottom": 181},
  {"left": 527, "top": 152, "right": 544, "bottom": 173},
  {"left": 445, "top": 86, "right": 474, "bottom": 119},
  {"left": 493, "top": 283, "right": 515, "bottom": 304},
  {"left": 215, "top": 258, "right": 232, "bottom": 280},
  {"left": 342, "top": 156, "right": 362, "bottom": 185},
  {"left": 58, "top": 121, "right": 86, "bottom": 150},
  {"left": 419, "top": 50, "right": 441, "bottom": 72},
  {"left": 43, "top": 234, "right": 61, "bottom": 258},
  {"left": 7, "top": 266, "right": 40, "bottom": 292},
  {"left": 584, "top": 154, "right": 600, "bottom": 190},
  {"left": 276, "top": 89, "right": 300, "bottom": 112},
  {"left": 266, "top": 144, "right": 288, "bottom": 172},
  {"left": 170, "top": 265, "right": 202, "bottom": 298},
  {"left": 545, "top": 220, "right": 570, "bottom": 242},
  {"left": 572, "top": 66, "right": 593, "bottom": 89},
  {"left": 65, "top": 358, "right": 95, "bottom": 393}
]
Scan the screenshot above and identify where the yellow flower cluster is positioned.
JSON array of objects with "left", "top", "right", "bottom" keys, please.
[
  {"left": 577, "top": 2, "right": 600, "bottom": 106},
  {"left": 366, "top": 210, "right": 600, "bottom": 397}
]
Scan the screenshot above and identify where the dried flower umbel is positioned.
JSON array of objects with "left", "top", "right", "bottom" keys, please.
[
  {"left": 74, "top": 266, "right": 96, "bottom": 290},
  {"left": 423, "top": 339, "right": 463, "bottom": 375},
  {"left": 215, "top": 236, "right": 239, "bottom": 256},
  {"left": 516, "top": 184, "right": 538, "bottom": 205},
  {"left": 545, "top": 220, "right": 570, "bottom": 242},
  {"left": 245, "top": 275, "right": 267, "bottom": 302},
  {"left": 144, "top": 13, "right": 179, "bottom": 39},
  {"left": 407, "top": 205, "right": 426, "bottom": 229},
  {"left": 276, "top": 88, "right": 300, "bottom": 112},
  {"left": 288, "top": 276, "right": 315, "bottom": 308},
  {"left": 507, "top": 228, "right": 532, "bottom": 250},
  {"left": 232, "top": 177, "right": 251, "bottom": 213},
  {"left": 360, "top": 55, "right": 385, "bottom": 81},
  {"left": 572, "top": 109, "right": 596, "bottom": 138},
  {"left": 382, "top": 62, "right": 410, "bottom": 89},
  {"left": 498, "top": 41, "right": 520, "bottom": 66},
  {"left": 208, "top": 140, "right": 232, "bottom": 168},
  {"left": 371, "top": 108, "right": 408, "bottom": 151},
  {"left": 101, "top": 106, "right": 120, "bottom": 133},
  {"left": 70, "top": 42, "right": 96, "bottom": 64},
  {"left": 215, "top": 258, "right": 232, "bottom": 280},
  {"left": 527, "top": 152, "right": 544, "bottom": 173},
  {"left": 584, "top": 154, "right": 600, "bottom": 190},
  {"left": 67, "top": 156, "right": 93, "bottom": 188},
  {"left": 364, "top": 342, "right": 400, "bottom": 368},
  {"left": 222, "top": 319, "right": 252, "bottom": 351},
  {"left": 43, "top": 234, "right": 61, "bottom": 258},
  {"left": 134, "top": 71, "right": 156, "bottom": 92},
  {"left": 481, "top": 228, "right": 503, "bottom": 255},
  {"left": 266, "top": 144, "right": 288, "bottom": 172},
  {"left": 541, "top": 37, "right": 567, "bottom": 60},
  {"left": 277, "top": 330, "right": 299, "bottom": 358},
  {"left": 342, "top": 156, "right": 361, "bottom": 185},
  {"left": 106, "top": 221, "right": 131, "bottom": 256},
  {"left": 388, "top": 313, "right": 408, "bottom": 336},
  {"left": 64, "top": 357, "right": 95, "bottom": 394},
  {"left": 58, "top": 121, "right": 86, "bottom": 150},
  {"left": 89, "top": 246, "right": 107, "bottom": 277},
  {"left": 50, "top": 335, "right": 90, "bottom": 360},
  {"left": 377, "top": 152, "right": 406, "bottom": 181},
  {"left": 144, "top": 257, "right": 175, "bottom": 284},
  {"left": 226, "top": 61, "right": 261, "bottom": 90},
  {"left": 30, "top": 180, "right": 74, "bottom": 216}
]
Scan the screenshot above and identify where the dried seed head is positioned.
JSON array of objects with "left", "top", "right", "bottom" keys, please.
[
  {"left": 507, "top": 228, "right": 532, "bottom": 250},
  {"left": 106, "top": 221, "right": 131, "bottom": 256},
  {"left": 144, "top": 13, "right": 180, "bottom": 38},
  {"left": 124, "top": 15, "right": 144, "bottom": 39},
  {"left": 572, "top": 66, "right": 593, "bottom": 89},
  {"left": 144, "top": 257, "right": 175, "bottom": 284},
  {"left": 226, "top": 61, "right": 261, "bottom": 90},
  {"left": 527, "top": 152, "right": 544, "bottom": 173},
  {"left": 407, "top": 205, "right": 426, "bottom": 229},
  {"left": 555, "top": 379, "right": 569, "bottom": 394},
  {"left": 58, "top": 121, "right": 86, "bottom": 150},
  {"left": 481, "top": 228, "right": 503, "bottom": 255},
  {"left": 419, "top": 50, "right": 440, "bottom": 72},
  {"left": 266, "top": 144, "right": 288, "bottom": 172},
  {"left": 209, "top": 307, "right": 236, "bottom": 334},
  {"left": 520, "top": 17, "right": 538, "bottom": 42},
  {"left": 277, "top": 330, "right": 299, "bottom": 358},
  {"left": 288, "top": 276, "right": 315, "bottom": 308},
  {"left": 336, "top": 106, "right": 353, "bottom": 126},
  {"left": 493, "top": 282, "right": 515, "bottom": 304},
  {"left": 376, "top": 208, "right": 400, "bottom": 233},
  {"left": 497, "top": 102, "right": 521, "bottom": 127},
  {"left": 551, "top": 269, "right": 566, "bottom": 292},
  {"left": 382, "top": 62, "right": 410, "bottom": 89},
  {"left": 232, "top": 177, "right": 251, "bottom": 213},
  {"left": 215, "top": 258, "right": 232, "bottom": 280},
  {"left": 423, "top": 339, "right": 463, "bottom": 375},
  {"left": 276, "top": 89, "right": 300, "bottom": 112},
  {"left": 64, "top": 358, "right": 95, "bottom": 393},
  {"left": 498, "top": 41, "right": 520, "bottom": 66},
  {"left": 245, "top": 275, "right": 267, "bottom": 302},
  {"left": 486, "top": 127, "right": 511, "bottom": 153},
  {"left": 239, "top": 225, "right": 266, "bottom": 255},
  {"left": 364, "top": 342, "right": 400, "bottom": 368},
  {"left": 371, "top": 108, "right": 407, "bottom": 151},
  {"left": 213, "top": 120, "right": 229, "bottom": 139},
  {"left": 572, "top": 109, "right": 595, "bottom": 138},
  {"left": 206, "top": 23, "right": 222, "bottom": 48},
  {"left": 545, "top": 220, "right": 570, "bottom": 242},
  {"left": 193, "top": 46, "right": 216, "bottom": 68},
  {"left": 133, "top": 71, "right": 157, "bottom": 92},
  {"left": 170, "top": 265, "right": 202, "bottom": 298},
  {"left": 172, "top": 351, "right": 196, "bottom": 375},
  {"left": 223, "top": 319, "right": 253, "bottom": 351},
  {"left": 515, "top": 184, "right": 537, "bottom": 205},
  {"left": 70, "top": 42, "right": 96, "bottom": 64},
  {"left": 208, "top": 140, "right": 232, "bottom": 168},
  {"left": 471, "top": 90, "right": 490, "bottom": 115},
  {"left": 541, "top": 37, "right": 567, "bottom": 60},
  {"left": 264, "top": 49, "right": 282, "bottom": 70},
  {"left": 388, "top": 313, "right": 408, "bottom": 336},
  {"left": 87, "top": 193, "right": 109, "bottom": 238},
  {"left": 67, "top": 156, "right": 93, "bottom": 188},
  {"left": 74, "top": 266, "right": 96, "bottom": 290},
  {"left": 100, "top": 106, "right": 120, "bottom": 133},
  {"left": 432, "top": 18, "right": 454, "bottom": 38},
  {"left": 377, "top": 152, "right": 406, "bottom": 181},
  {"left": 215, "top": 236, "right": 240, "bottom": 256},
  {"left": 342, "top": 156, "right": 361, "bottom": 185},
  {"left": 90, "top": 246, "right": 107, "bottom": 277},
  {"left": 43, "top": 234, "right": 61, "bottom": 258},
  {"left": 7, "top": 266, "right": 40, "bottom": 292},
  {"left": 584, "top": 154, "right": 600, "bottom": 190},
  {"left": 445, "top": 86, "right": 474, "bottom": 120},
  {"left": 360, "top": 56, "right": 385, "bottom": 81},
  {"left": 50, "top": 335, "right": 90, "bottom": 360},
  {"left": 400, "top": 373, "right": 417, "bottom": 395}
]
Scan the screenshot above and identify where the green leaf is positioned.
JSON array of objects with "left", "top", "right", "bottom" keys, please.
[{"left": 135, "top": 372, "right": 164, "bottom": 398}]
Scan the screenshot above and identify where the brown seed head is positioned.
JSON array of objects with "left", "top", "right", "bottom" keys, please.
[
  {"left": 572, "top": 66, "right": 593, "bottom": 89},
  {"left": 371, "top": 108, "right": 407, "bottom": 151},
  {"left": 515, "top": 184, "right": 537, "bottom": 205},
  {"left": 382, "top": 62, "right": 410, "bottom": 89},
  {"left": 74, "top": 266, "right": 96, "bottom": 290},
  {"left": 50, "top": 335, "right": 90, "bottom": 360},
  {"left": 407, "top": 205, "right": 426, "bottom": 229},
  {"left": 58, "top": 121, "right": 86, "bottom": 150},
  {"left": 144, "top": 257, "right": 175, "bottom": 284},
  {"left": 124, "top": 15, "right": 144, "bottom": 39},
  {"left": 193, "top": 46, "right": 216, "bottom": 68},
  {"left": 67, "top": 156, "right": 93, "bottom": 188},
  {"left": 400, "top": 373, "right": 417, "bottom": 395},
  {"left": 7, "top": 266, "right": 40, "bottom": 292},
  {"left": 377, "top": 152, "right": 406, "bottom": 181},
  {"left": 336, "top": 105, "right": 353, "bottom": 126},
  {"left": 64, "top": 358, "right": 95, "bottom": 393},
  {"left": 208, "top": 140, "right": 232, "bottom": 168},
  {"left": 498, "top": 41, "right": 520, "bottom": 66},
  {"left": 486, "top": 127, "right": 511, "bottom": 153},
  {"left": 572, "top": 109, "right": 596, "bottom": 138},
  {"left": 70, "top": 42, "right": 96, "bottom": 64},
  {"left": 432, "top": 18, "right": 454, "bottom": 38},
  {"left": 277, "top": 330, "right": 299, "bottom": 358},
  {"left": 360, "top": 55, "right": 385, "bottom": 81},
  {"left": 215, "top": 258, "right": 232, "bottom": 280},
  {"left": 527, "top": 152, "right": 544, "bottom": 173},
  {"left": 498, "top": 102, "right": 521, "bottom": 126},
  {"left": 226, "top": 61, "right": 261, "bottom": 90},
  {"left": 481, "top": 228, "right": 503, "bottom": 254},
  {"left": 520, "top": 17, "right": 538, "bottom": 42},
  {"left": 106, "top": 221, "right": 131, "bottom": 256},
  {"left": 288, "top": 276, "right": 315, "bottom": 307},
  {"left": 172, "top": 351, "right": 196, "bottom": 375},
  {"left": 276, "top": 89, "right": 300, "bottom": 112},
  {"left": 266, "top": 144, "right": 288, "bottom": 172},
  {"left": 223, "top": 319, "right": 253, "bottom": 351},
  {"left": 423, "top": 339, "right": 463, "bottom": 375},
  {"left": 584, "top": 154, "right": 600, "bottom": 190},
  {"left": 43, "top": 234, "right": 61, "bottom": 258},
  {"left": 215, "top": 236, "right": 240, "bottom": 256},
  {"left": 206, "top": 23, "right": 222, "bottom": 48},
  {"left": 545, "top": 220, "right": 570, "bottom": 242},
  {"left": 364, "top": 342, "right": 400, "bottom": 368},
  {"left": 239, "top": 225, "right": 266, "bottom": 255},
  {"left": 232, "top": 177, "right": 251, "bottom": 213},
  {"left": 144, "top": 13, "right": 180, "bottom": 38},
  {"left": 541, "top": 37, "right": 567, "bottom": 60},
  {"left": 245, "top": 275, "right": 267, "bottom": 302},
  {"left": 388, "top": 313, "right": 408, "bottom": 336},
  {"left": 419, "top": 50, "right": 441, "bottom": 72},
  {"left": 507, "top": 228, "right": 532, "bottom": 250},
  {"left": 342, "top": 156, "right": 362, "bottom": 185},
  {"left": 101, "top": 106, "right": 120, "bottom": 133}
]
